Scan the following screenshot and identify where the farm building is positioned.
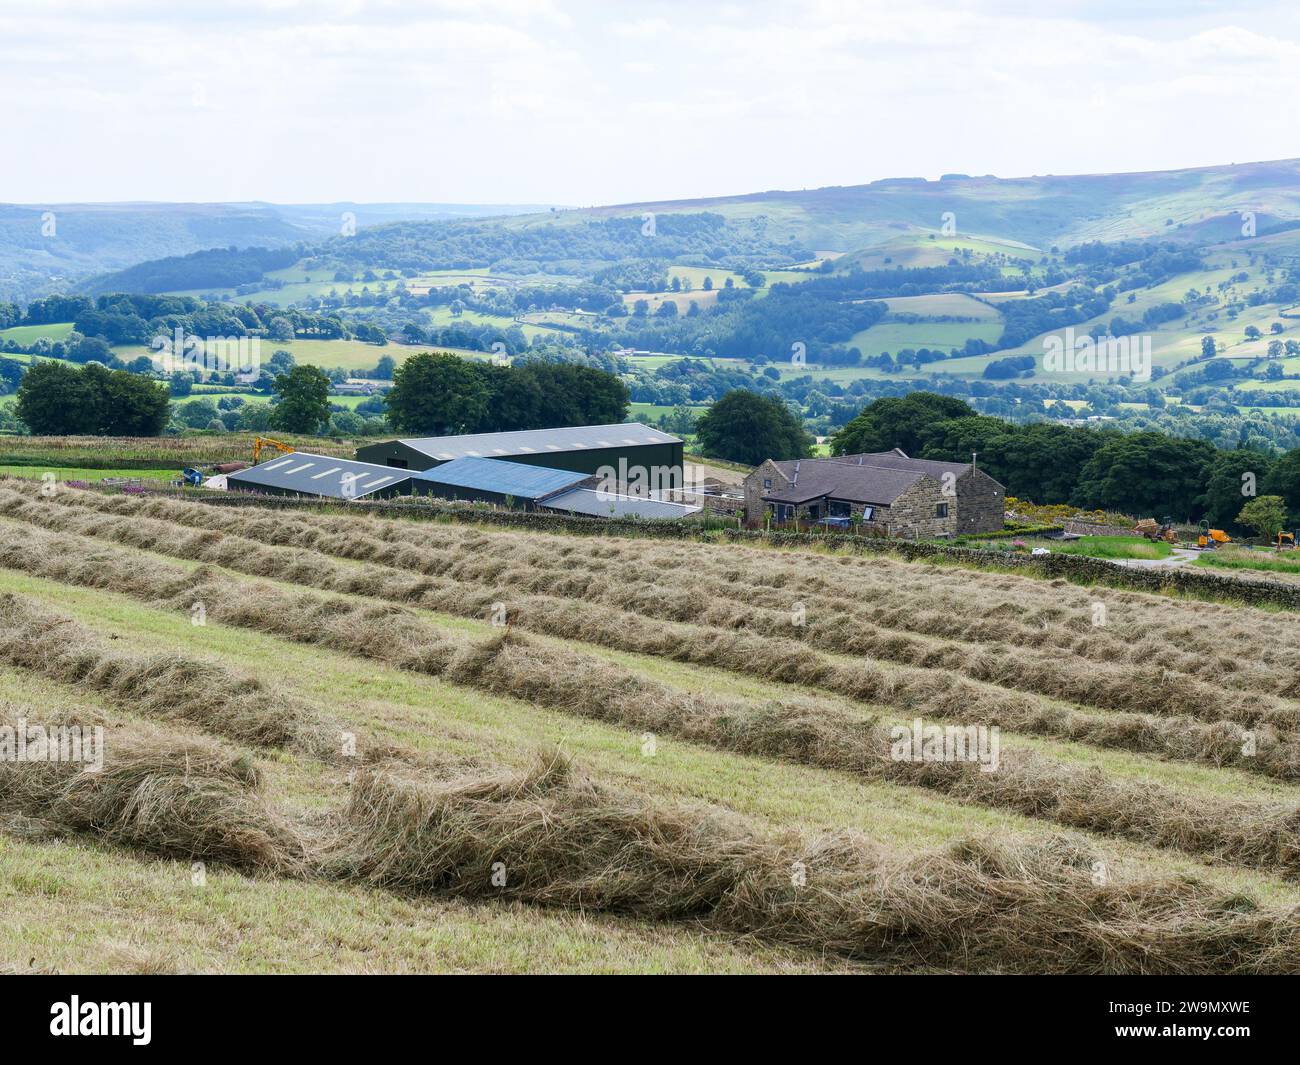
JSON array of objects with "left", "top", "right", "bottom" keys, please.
[
  {"left": 355, "top": 423, "right": 685, "bottom": 489},
  {"left": 410, "top": 456, "right": 591, "bottom": 509},
  {"left": 540, "top": 488, "right": 702, "bottom": 521},
  {"left": 743, "top": 450, "right": 1005, "bottom": 536},
  {"left": 225, "top": 453, "right": 414, "bottom": 500}
]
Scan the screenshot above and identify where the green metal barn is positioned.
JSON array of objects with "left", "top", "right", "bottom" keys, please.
[{"left": 355, "top": 423, "right": 684, "bottom": 489}]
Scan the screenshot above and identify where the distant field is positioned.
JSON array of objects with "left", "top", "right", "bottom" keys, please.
[
  {"left": 0, "top": 321, "right": 74, "bottom": 344},
  {"left": 113, "top": 337, "right": 471, "bottom": 373},
  {"left": 0, "top": 465, "right": 176, "bottom": 482},
  {"left": 882, "top": 293, "right": 1001, "bottom": 319}
]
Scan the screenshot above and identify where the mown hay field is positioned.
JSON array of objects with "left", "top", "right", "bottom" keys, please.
[{"left": 1, "top": 474, "right": 1299, "bottom": 974}]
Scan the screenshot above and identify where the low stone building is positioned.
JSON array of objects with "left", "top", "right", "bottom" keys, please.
[{"left": 743, "top": 449, "right": 1005, "bottom": 536}]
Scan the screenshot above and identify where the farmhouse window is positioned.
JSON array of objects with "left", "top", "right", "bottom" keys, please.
[
  {"left": 763, "top": 478, "right": 772, "bottom": 489},
  {"left": 828, "top": 500, "right": 851, "bottom": 518},
  {"left": 936, "top": 503, "right": 949, "bottom": 518}
]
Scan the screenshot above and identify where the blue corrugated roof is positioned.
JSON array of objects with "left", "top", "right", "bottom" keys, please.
[{"left": 410, "top": 456, "right": 588, "bottom": 500}]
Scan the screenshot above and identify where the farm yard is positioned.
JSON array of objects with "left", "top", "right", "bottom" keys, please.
[{"left": 2, "top": 475, "right": 1300, "bottom": 973}]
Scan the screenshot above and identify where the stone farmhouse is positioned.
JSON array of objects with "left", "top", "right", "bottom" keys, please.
[{"left": 742, "top": 449, "right": 1006, "bottom": 537}]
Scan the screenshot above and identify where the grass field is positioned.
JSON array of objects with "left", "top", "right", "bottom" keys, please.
[
  {"left": 964, "top": 534, "right": 1174, "bottom": 561},
  {"left": 0, "top": 465, "right": 177, "bottom": 482},
  {"left": 1, "top": 473, "right": 1299, "bottom": 973}
]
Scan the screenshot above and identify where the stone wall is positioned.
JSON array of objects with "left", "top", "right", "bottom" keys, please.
[
  {"left": 742, "top": 460, "right": 789, "bottom": 522},
  {"left": 875, "top": 475, "right": 957, "bottom": 538},
  {"left": 955, "top": 468, "right": 1006, "bottom": 534}
]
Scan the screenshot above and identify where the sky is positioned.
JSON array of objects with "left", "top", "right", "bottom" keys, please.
[{"left": 4, "top": 0, "right": 1300, "bottom": 207}]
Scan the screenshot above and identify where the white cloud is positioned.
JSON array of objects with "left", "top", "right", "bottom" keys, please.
[{"left": 5, "top": 0, "right": 1300, "bottom": 204}]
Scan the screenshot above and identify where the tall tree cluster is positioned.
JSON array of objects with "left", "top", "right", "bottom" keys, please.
[{"left": 384, "top": 352, "right": 630, "bottom": 436}]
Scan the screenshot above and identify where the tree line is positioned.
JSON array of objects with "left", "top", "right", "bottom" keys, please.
[{"left": 830, "top": 391, "right": 1300, "bottom": 529}]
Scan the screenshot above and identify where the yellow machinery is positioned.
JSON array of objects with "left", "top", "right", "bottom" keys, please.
[
  {"left": 1197, "top": 521, "right": 1232, "bottom": 549},
  {"left": 252, "top": 437, "right": 295, "bottom": 465},
  {"left": 1134, "top": 518, "right": 1177, "bottom": 544},
  {"left": 1277, "top": 531, "right": 1295, "bottom": 550}
]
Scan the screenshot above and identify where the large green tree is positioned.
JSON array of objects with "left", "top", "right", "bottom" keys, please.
[
  {"left": 385, "top": 352, "right": 491, "bottom": 435},
  {"left": 694, "top": 389, "right": 812, "bottom": 465},
  {"left": 16, "top": 360, "right": 169, "bottom": 436},
  {"left": 1263, "top": 448, "right": 1300, "bottom": 524},
  {"left": 830, "top": 392, "right": 976, "bottom": 457},
  {"left": 1070, "top": 431, "right": 1215, "bottom": 520},
  {"left": 269, "top": 365, "right": 331, "bottom": 434},
  {"left": 1201, "top": 449, "right": 1275, "bottom": 531},
  {"left": 1237, "top": 496, "right": 1288, "bottom": 541}
]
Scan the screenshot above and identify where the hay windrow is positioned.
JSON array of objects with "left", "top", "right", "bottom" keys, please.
[
  {"left": 0, "top": 593, "right": 339, "bottom": 758},
  {"left": 3, "top": 487, "right": 1297, "bottom": 779},
  {"left": 327, "top": 750, "right": 1300, "bottom": 974},
  {"left": 0, "top": 710, "right": 304, "bottom": 871},
  {"left": 2, "top": 518, "right": 1299, "bottom": 877}
]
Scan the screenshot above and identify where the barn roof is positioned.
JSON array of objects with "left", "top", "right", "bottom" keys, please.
[
  {"left": 541, "top": 488, "right": 702, "bottom": 520},
  {"left": 226, "top": 453, "right": 412, "bottom": 499},
  {"left": 390, "top": 423, "right": 680, "bottom": 462},
  {"left": 410, "top": 456, "right": 588, "bottom": 500}
]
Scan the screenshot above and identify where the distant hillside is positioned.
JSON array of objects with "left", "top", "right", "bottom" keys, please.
[
  {"left": 564, "top": 158, "right": 1300, "bottom": 253},
  {"left": 0, "top": 200, "right": 558, "bottom": 302}
]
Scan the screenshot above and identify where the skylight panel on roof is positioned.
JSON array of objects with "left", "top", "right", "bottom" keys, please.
[
  {"left": 466, "top": 450, "right": 481, "bottom": 457},
  {"left": 437, "top": 453, "right": 454, "bottom": 460},
  {"left": 598, "top": 440, "right": 612, "bottom": 447},
  {"left": 622, "top": 438, "right": 638, "bottom": 445},
  {"left": 263, "top": 459, "right": 294, "bottom": 471},
  {"left": 361, "top": 476, "right": 393, "bottom": 489},
  {"left": 284, "top": 463, "right": 313, "bottom": 475},
  {"left": 311, "top": 467, "right": 344, "bottom": 480},
  {"left": 517, "top": 446, "right": 536, "bottom": 453},
  {"left": 546, "top": 444, "right": 560, "bottom": 450},
  {"left": 492, "top": 448, "right": 507, "bottom": 454}
]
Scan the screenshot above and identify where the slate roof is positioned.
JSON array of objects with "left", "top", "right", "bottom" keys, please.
[
  {"left": 763, "top": 460, "right": 926, "bottom": 506},
  {"left": 392, "top": 423, "right": 680, "bottom": 462},
  {"left": 226, "top": 453, "right": 412, "bottom": 499}
]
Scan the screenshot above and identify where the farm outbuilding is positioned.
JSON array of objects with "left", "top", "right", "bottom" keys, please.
[
  {"left": 225, "top": 453, "right": 414, "bottom": 500},
  {"left": 540, "top": 488, "right": 702, "bottom": 521},
  {"left": 410, "top": 456, "right": 590, "bottom": 508},
  {"left": 355, "top": 423, "right": 685, "bottom": 489}
]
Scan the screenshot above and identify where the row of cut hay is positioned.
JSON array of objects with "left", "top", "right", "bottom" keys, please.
[
  {"left": 3, "top": 522, "right": 1300, "bottom": 876},
  {"left": 5, "top": 492, "right": 1293, "bottom": 779},
  {"left": 0, "top": 707, "right": 304, "bottom": 871},
  {"left": 329, "top": 749, "right": 1300, "bottom": 974},
  {"left": 6, "top": 705, "right": 1297, "bottom": 974},
  {"left": 33, "top": 486, "right": 1298, "bottom": 714},
  {"left": 0, "top": 593, "right": 340, "bottom": 758},
  {"left": 125, "top": 483, "right": 1300, "bottom": 683},
  {"left": 39, "top": 483, "right": 1300, "bottom": 705}
]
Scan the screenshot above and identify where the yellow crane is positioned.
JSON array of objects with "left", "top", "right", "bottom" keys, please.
[{"left": 252, "top": 437, "right": 296, "bottom": 464}]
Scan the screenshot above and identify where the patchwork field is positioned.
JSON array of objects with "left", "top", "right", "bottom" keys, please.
[{"left": 2, "top": 475, "right": 1300, "bottom": 973}]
